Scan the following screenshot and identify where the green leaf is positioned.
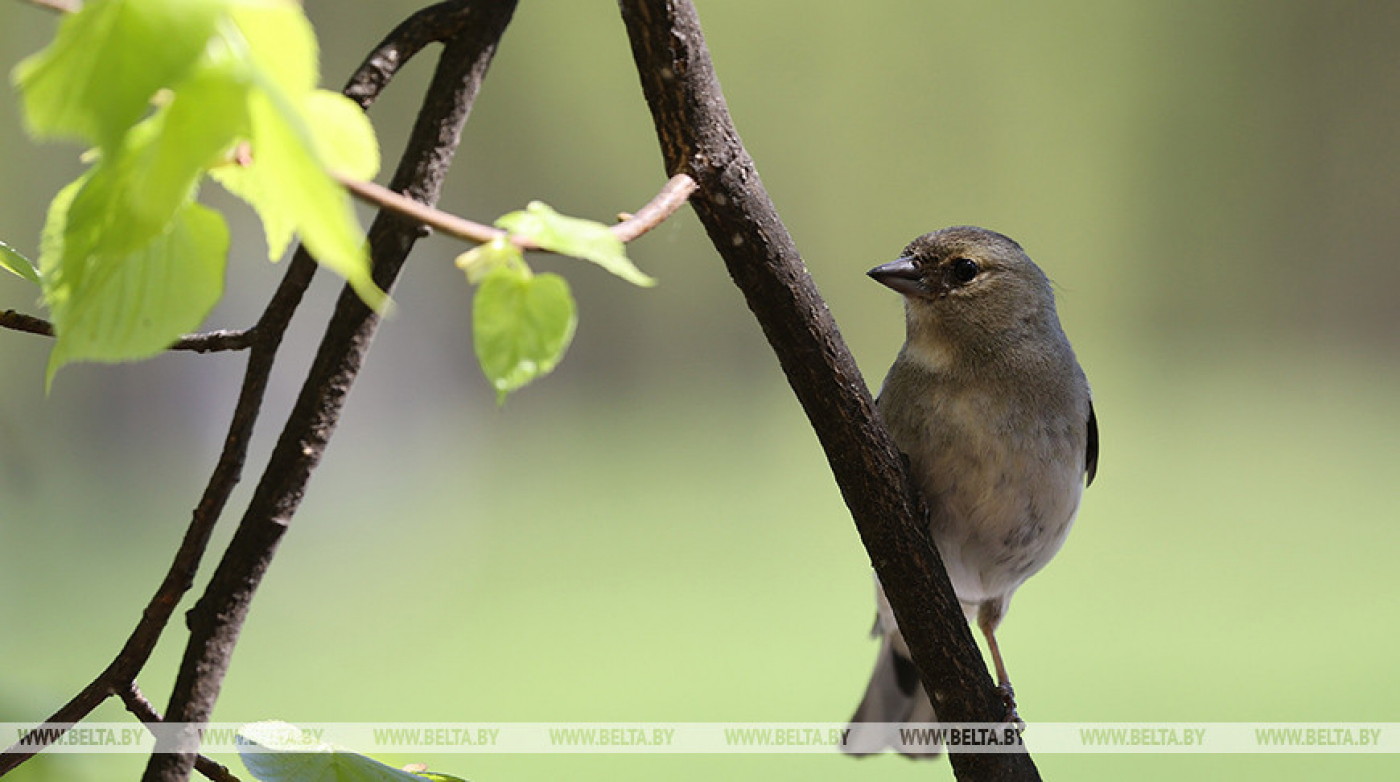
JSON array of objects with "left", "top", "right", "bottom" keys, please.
[
  {"left": 223, "top": 1, "right": 317, "bottom": 97},
  {"left": 126, "top": 49, "right": 250, "bottom": 221},
  {"left": 237, "top": 722, "right": 426, "bottom": 782},
  {"left": 0, "top": 240, "right": 40, "bottom": 284},
  {"left": 16, "top": 0, "right": 386, "bottom": 389},
  {"left": 242, "top": 88, "right": 384, "bottom": 307},
  {"left": 303, "top": 90, "right": 379, "bottom": 181},
  {"left": 473, "top": 267, "right": 577, "bottom": 403},
  {"left": 454, "top": 237, "right": 523, "bottom": 285},
  {"left": 38, "top": 177, "right": 84, "bottom": 285},
  {"left": 43, "top": 197, "right": 228, "bottom": 386},
  {"left": 62, "top": 125, "right": 171, "bottom": 262},
  {"left": 496, "top": 201, "right": 656, "bottom": 287},
  {"left": 13, "top": 0, "right": 226, "bottom": 150},
  {"left": 35, "top": 71, "right": 239, "bottom": 379},
  {"left": 62, "top": 56, "right": 246, "bottom": 262},
  {"left": 209, "top": 5, "right": 384, "bottom": 310}
]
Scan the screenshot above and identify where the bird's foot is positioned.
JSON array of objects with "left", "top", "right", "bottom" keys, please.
[{"left": 996, "top": 683, "right": 1026, "bottom": 733}]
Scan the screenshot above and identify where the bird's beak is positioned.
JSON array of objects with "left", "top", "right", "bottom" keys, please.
[{"left": 867, "top": 257, "right": 924, "bottom": 296}]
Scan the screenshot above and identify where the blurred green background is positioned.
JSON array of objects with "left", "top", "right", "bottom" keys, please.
[{"left": 2, "top": 0, "right": 1397, "bottom": 780}]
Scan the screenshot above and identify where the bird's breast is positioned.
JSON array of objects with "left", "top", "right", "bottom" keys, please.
[{"left": 879, "top": 366, "right": 1087, "bottom": 605}]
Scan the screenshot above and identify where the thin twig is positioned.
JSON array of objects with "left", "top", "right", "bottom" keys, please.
[
  {"left": 0, "top": 309, "right": 51, "bottom": 339},
  {"left": 20, "top": 0, "right": 80, "bottom": 14},
  {"left": 337, "top": 171, "right": 697, "bottom": 248},
  {"left": 118, "top": 683, "right": 242, "bottom": 782},
  {"left": 0, "top": 238, "right": 316, "bottom": 782},
  {"left": 144, "top": 2, "right": 520, "bottom": 779},
  {"left": 611, "top": 173, "right": 697, "bottom": 242},
  {"left": 0, "top": 2, "right": 481, "bottom": 776},
  {"left": 0, "top": 310, "right": 256, "bottom": 352},
  {"left": 171, "top": 330, "right": 257, "bottom": 353},
  {"left": 337, "top": 173, "right": 500, "bottom": 243}
]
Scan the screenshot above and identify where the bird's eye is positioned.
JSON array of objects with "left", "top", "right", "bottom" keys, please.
[{"left": 951, "top": 258, "right": 980, "bottom": 283}]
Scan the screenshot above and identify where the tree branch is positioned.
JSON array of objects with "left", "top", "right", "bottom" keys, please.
[
  {"left": 610, "top": 172, "right": 698, "bottom": 243},
  {"left": 0, "top": 309, "right": 255, "bottom": 352},
  {"left": 342, "top": 0, "right": 483, "bottom": 109},
  {"left": 118, "top": 683, "right": 242, "bottom": 782},
  {"left": 0, "top": 2, "right": 487, "bottom": 776},
  {"left": 0, "top": 253, "right": 315, "bottom": 776},
  {"left": 337, "top": 171, "right": 697, "bottom": 247},
  {"left": 143, "top": 2, "right": 520, "bottom": 780},
  {"left": 617, "top": 1, "right": 1040, "bottom": 779},
  {"left": 19, "top": 0, "right": 79, "bottom": 14},
  {"left": 0, "top": 309, "right": 51, "bottom": 338}
]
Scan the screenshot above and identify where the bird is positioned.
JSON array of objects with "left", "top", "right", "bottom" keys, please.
[{"left": 844, "top": 226, "right": 1098, "bottom": 757}]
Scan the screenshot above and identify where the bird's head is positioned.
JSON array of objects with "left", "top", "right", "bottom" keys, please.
[{"left": 869, "top": 226, "right": 1062, "bottom": 362}]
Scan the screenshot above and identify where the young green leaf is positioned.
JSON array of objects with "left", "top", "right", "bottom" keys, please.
[
  {"left": 43, "top": 194, "right": 229, "bottom": 387},
  {"left": 454, "top": 236, "right": 523, "bottom": 284},
  {"left": 0, "top": 240, "right": 40, "bottom": 284},
  {"left": 472, "top": 266, "right": 577, "bottom": 403},
  {"left": 38, "top": 177, "right": 83, "bottom": 285},
  {"left": 61, "top": 56, "right": 247, "bottom": 262},
  {"left": 304, "top": 90, "right": 380, "bottom": 181},
  {"left": 209, "top": 4, "right": 385, "bottom": 310},
  {"left": 13, "top": 0, "right": 226, "bottom": 151},
  {"left": 15, "top": 0, "right": 386, "bottom": 386},
  {"left": 237, "top": 721, "right": 427, "bottom": 782},
  {"left": 125, "top": 48, "right": 251, "bottom": 223},
  {"left": 222, "top": 1, "right": 318, "bottom": 97},
  {"left": 496, "top": 201, "right": 656, "bottom": 287},
  {"left": 238, "top": 87, "right": 384, "bottom": 308}
]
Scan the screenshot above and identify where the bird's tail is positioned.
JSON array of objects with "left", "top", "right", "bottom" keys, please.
[{"left": 842, "top": 636, "right": 941, "bottom": 758}]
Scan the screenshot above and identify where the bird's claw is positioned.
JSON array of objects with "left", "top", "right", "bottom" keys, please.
[{"left": 996, "top": 683, "right": 1026, "bottom": 732}]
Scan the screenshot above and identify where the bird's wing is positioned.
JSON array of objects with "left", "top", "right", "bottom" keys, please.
[{"left": 1085, "top": 400, "right": 1099, "bottom": 487}]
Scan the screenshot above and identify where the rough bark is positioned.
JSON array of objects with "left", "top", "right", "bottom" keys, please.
[
  {"left": 618, "top": 1, "right": 1040, "bottom": 778},
  {"left": 141, "top": 3, "right": 521, "bottom": 779}
]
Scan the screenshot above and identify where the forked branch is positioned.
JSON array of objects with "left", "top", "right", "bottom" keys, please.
[
  {"left": 0, "top": 2, "right": 504, "bottom": 777},
  {"left": 144, "top": 1, "right": 521, "bottom": 779}
]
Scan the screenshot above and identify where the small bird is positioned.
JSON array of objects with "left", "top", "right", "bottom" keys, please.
[{"left": 844, "top": 226, "right": 1098, "bottom": 757}]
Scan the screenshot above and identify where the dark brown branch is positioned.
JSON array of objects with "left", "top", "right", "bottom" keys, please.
[
  {"left": 342, "top": 1, "right": 482, "bottom": 108},
  {"left": 143, "top": 2, "right": 519, "bottom": 780},
  {"left": 338, "top": 171, "right": 696, "bottom": 247},
  {"left": 0, "top": 311, "right": 254, "bottom": 352},
  {"left": 0, "top": 253, "right": 315, "bottom": 777},
  {"left": 0, "top": 2, "right": 479, "bottom": 776},
  {"left": 171, "top": 330, "right": 256, "bottom": 353},
  {"left": 0, "top": 309, "right": 51, "bottom": 338},
  {"left": 618, "top": 1, "right": 1040, "bottom": 779},
  {"left": 118, "top": 683, "right": 241, "bottom": 782}
]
